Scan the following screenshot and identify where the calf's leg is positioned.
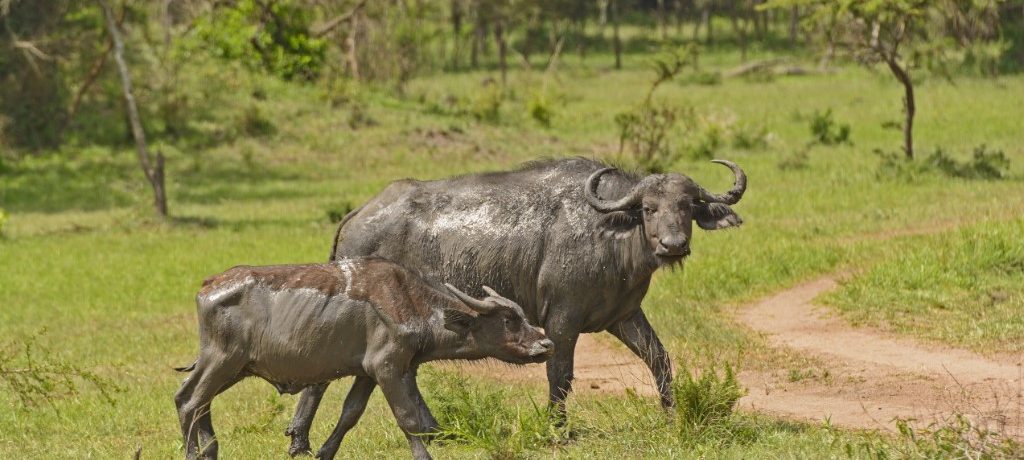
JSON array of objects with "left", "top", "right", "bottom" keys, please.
[
  {"left": 287, "top": 383, "right": 329, "bottom": 457},
  {"left": 315, "top": 377, "right": 376, "bottom": 460},
  {"left": 608, "top": 309, "right": 674, "bottom": 409},
  {"left": 174, "top": 355, "right": 245, "bottom": 460},
  {"left": 378, "top": 373, "right": 432, "bottom": 460}
]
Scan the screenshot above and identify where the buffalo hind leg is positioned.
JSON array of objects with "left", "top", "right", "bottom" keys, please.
[
  {"left": 315, "top": 377, "right": 375, "bottom": 460},
  {"left": 545, "top": 330, "right": 579, "bottom": 426},
  {"left": 174, "top": 356, "right": 245, "bottom": 460},
  {"left": 287, "top": 383, "right": 329, "bottom": 457},
  {"left": 607, "top": 309, "right": 674, "bottom": 409}
]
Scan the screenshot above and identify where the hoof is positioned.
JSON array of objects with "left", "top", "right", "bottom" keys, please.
[
  {"left": 314, "top": 447, "right": 337, "bottom": 460},
  {"left": 288, "top": 438, "right": 313, "bottom": 457}
]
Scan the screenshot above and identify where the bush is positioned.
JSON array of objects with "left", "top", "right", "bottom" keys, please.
[
  {"left": 877, "top": 145, "right": 1012, "bottom": 181},
  {"left": 809, "top": 109, "right": 851, "bottom": 146},
  {"left": 731, "top": 122, "right": 770, "bottom": 150},
  {"left": 679, "top": 71, "right": 723, "bottom": 86},
  {"left": 421, "top": 369, "right": 561, "bottom": 459},
  {"left": 527, "top": 94, "right": 554, "bottom": 128},
  {"left": 324, "top": 201, "right": 354, "bottom": 224},
  {"left": 615, "top": 104, "right": 683, "bottom": 172}
]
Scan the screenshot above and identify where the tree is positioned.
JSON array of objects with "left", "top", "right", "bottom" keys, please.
[
  {"left": 100, "top": 0, "right": 167, "bottom": 217},
  {"left": 766, "top": 0, "right": 994, "bottom": 160}
]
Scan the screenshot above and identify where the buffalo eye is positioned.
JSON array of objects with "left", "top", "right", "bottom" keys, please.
[{"left": 642, "top": 206, "right": 655, "bottom": 215}]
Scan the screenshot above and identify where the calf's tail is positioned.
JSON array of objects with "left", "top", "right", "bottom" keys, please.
[{"left": 174, "top": 359, "right": 198, "bottom": 373}]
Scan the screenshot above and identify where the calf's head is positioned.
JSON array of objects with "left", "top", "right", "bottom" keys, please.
[
  {"left": 585, "top": 160, "right": 746, "bottom": 264},
  {"left": 443, "top": 284, "right": 553, "bottom": 364}
]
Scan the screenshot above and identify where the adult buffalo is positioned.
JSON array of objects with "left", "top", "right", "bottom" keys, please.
[{"left": 286, "top": 157, "right": 746, "bottom": 455}]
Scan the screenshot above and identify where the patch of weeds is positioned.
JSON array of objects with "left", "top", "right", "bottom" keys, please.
[
  {"left": 421, "top": 368, "right": 562, "bottom": 459},
  {"left": 876, "top": 145, "right": 1012, "bottom": 181},
  {"left": 731, "top": 122, "right": 770, "bottom": 150},
  {"left": 239, "top": 104, "right": 276, "bottom": 137},
  {"left": 324, "top": 200, "right": 355, "bottom": 224},
  {"left": 0, "top": 207, "right": 8, "bottom": 238},
  {"left": 839, "top": 415, "right": 1022, "bottom": 459},
  {"left": 348, "top": 101, "right": 377, "bottom": 129},
  {"left": 672, "top": 364, "right": 746, "bottom": 442},
  {"left": 809, "top": 109, "right": 851, "bottom": 146},
  {"left": 469, "top": 83, "right": 505, "bottom": 123},
  {"left": 679, "top": 70, "right": 722, "bottom": 86},
  {"left": 778, "top": 147, "right": 811, "bottom": 171},
  {"left": 527, "top": 93, "right": 554, "bottom": 128},
  {"left": 0, "top": 329, "right": 120, "bottom": 409}
]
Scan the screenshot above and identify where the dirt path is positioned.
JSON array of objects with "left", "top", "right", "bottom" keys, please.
[
  {"left": 735, "top": 275, "right": 1023, "bottom": 438},
  {"left": 456, "top": 275, "right": 1023, "bottom": 439}
]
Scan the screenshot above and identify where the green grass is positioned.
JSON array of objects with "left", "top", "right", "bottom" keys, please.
[
  {"left": 824, "top": 218, "right": 1024, "bottom": 354},
  {"left": 2, "top": 37, "right": 1024, "bottom": 458}
]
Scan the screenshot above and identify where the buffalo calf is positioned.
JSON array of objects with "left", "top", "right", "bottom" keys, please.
[{"left": 174, "top": 257, "right": 552, "bottom": 460}]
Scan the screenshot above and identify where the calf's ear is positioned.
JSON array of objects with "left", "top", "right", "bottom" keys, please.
[
  {"left": 694, "top": 202, "right": 743, "bottom": 230},
  {"left": 443, "top": 309, "right": 475, "bottom": 335},
  {"left": 595, "top": 211, "right": 641, "bottom": 239}
]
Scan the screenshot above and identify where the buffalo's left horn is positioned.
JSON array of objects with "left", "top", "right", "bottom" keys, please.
[
  {"left": 696, "top": 160, "right": 746, "bottom": 205},
  {"left": 584, "top": 168, "right": 646, "bottom": 212},
  {"left": 445, "top": 283, "right": 497, "bottom": 314}
]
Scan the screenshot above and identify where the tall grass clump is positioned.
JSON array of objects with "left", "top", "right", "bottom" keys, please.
[
  {"left": 420, "top": 368, "right": 561, "bottom": 459},
  {"left": 671, "top": 364, "right": 746, "bottom": 443}
]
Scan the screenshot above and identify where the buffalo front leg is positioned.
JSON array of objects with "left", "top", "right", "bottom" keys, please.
[
  {"left": 545, "top": 329, "right": 579, "bottom": 425},
  {"left": 315, "top": 377, "right": 376, "bottom": 460},
  {"left": 607, "top": 309, "right": 674, "bottom": 409},
  {"left": 287, "top": 383, "right": 329, "bottom": 457}
]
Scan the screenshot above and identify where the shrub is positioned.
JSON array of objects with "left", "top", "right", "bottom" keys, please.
[
  {"left": 1, "top": 330, "right": 118, "bottom": 409},
  {"left": 527, "top": 94, "right": 554, "bottom": 128},
  {"left": 680, "top": 71, "right": 723, "bottom": 86},
  {"left": 324, "top": 201, "right": 354, "bottom": 224},
  {"left": 809, "top": 109, "right": 851, "bottom": 146},
  {"left": 615, "top": 104, "right": 683, "bottom": 172},
  {"left": 731, "top": 122, "right": 770, "bottom": 150}
]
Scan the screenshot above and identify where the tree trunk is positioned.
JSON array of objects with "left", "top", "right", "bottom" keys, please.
[
  {"left": 450, "top": 0, "right": 462, "bottom": 69},
  {"left": 100, "top": 0, "right": 167, "bottom": 217},
  {"left": 495, "top": 19, "right": 507, "bottom": 84},
  {"left": 704, "top": 6, "right": 713, "bottom": 45},
  {"left": 611, "top": 0, "right": 622, "bottom": 69},
  {"left": 657, "top": 0, "right": 667, "bottom": 40},
  {"left": 788, "top": 6, "right": 798, "bottom": 45},
  {"left": 886, "top": 57, "right": 915, "bottom": 159},
  {"left": 346, "top": 12, "right": 361, "bottom": 80}
]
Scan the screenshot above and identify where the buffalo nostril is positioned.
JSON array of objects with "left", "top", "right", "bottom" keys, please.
[{"left": 538, "top": 339, "right": 554, "bottom": 350}]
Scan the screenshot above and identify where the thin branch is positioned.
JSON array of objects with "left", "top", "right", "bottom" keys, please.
[{"left": 311, "top": 0, "right": 367, "bottom": 38}]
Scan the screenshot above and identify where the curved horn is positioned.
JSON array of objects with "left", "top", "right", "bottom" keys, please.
[
  {"left": 696, "top": 160, "right": 747, "bottom": 205},
  {"left": 481, "top": 285, "right": 526, "bottom": 317},
  {"left": 584, "top": 168, "right": 646, "bottom": 213},
  {"left": 444, "top": 283, "right": 496, "bottom": 314}
]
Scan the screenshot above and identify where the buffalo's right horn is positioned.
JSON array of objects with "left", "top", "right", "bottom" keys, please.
[
  {"left": 445, "top": 283, "right": 497, "bottom": 314},
  {"left": 695, "top": 160, "right": 747, "bottom": 205},
  {"left": 584, "top": 168, "right": 647, "bottom": 212}
]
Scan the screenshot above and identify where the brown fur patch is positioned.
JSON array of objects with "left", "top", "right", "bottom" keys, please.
[
  {"left": 200, "top": 264, "right": 348, "bottom": 297},
  {"left": 342, "top": 258, "right": 447, "bottom": 325}
]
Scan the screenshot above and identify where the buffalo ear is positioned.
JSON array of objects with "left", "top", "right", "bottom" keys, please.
[
  {"left": 443, "top": 309, "right": 475, "bottom": 335},
  {"left": 694, "top": 202, "right": 743, "bottom": 230},
  {"left": 595, "top": 211, "right": 641, "bottom": 239}
]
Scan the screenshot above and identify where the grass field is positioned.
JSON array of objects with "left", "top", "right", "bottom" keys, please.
[{"left": 2, "top": 37, "right": 1023, "bottom": 458}]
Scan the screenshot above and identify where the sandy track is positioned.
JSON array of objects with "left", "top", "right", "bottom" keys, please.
[{"left": 456, "top": 275, "right": 1023, "bottom": 439}]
